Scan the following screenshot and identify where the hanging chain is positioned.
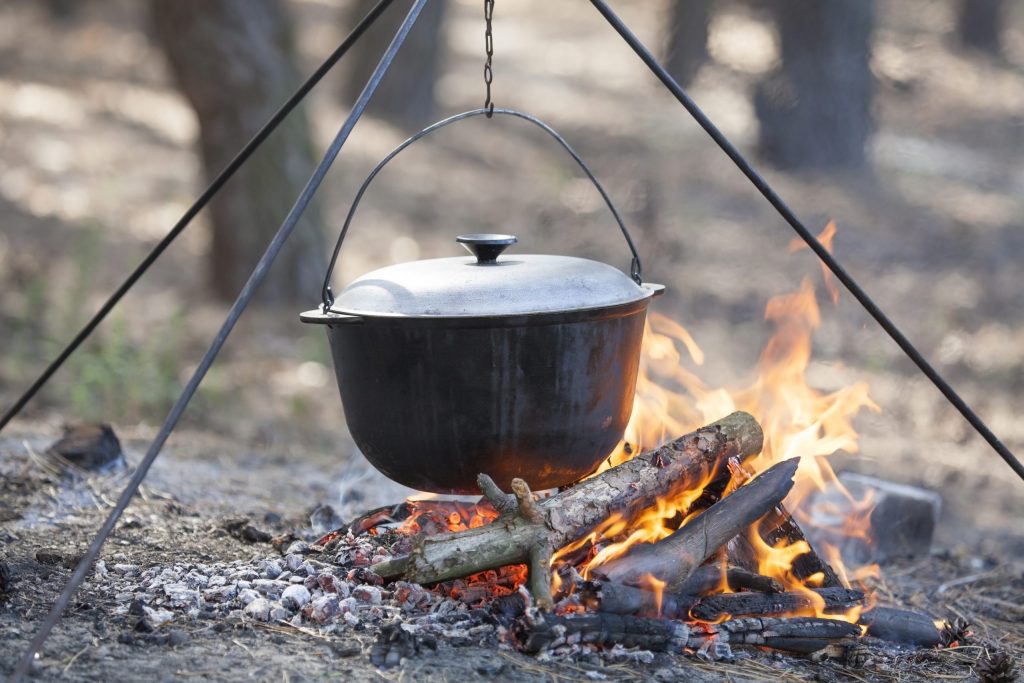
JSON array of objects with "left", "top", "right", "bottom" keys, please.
[{"left": 483, "top": 0, "right": 495, "bottom": 117}]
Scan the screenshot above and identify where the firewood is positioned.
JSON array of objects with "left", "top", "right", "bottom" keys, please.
[
  {"left": 591, "top": 458, "right": 800, "bottom": 591},
  {"left": 581, "top": 580, "right": 863, "bottom": 621},
  {"left": 514, "top": 612, "right": 861, "bottom": 656},
  {"left": 859, "top": 607, "right": 942, "bottom": 647},
  {"left": 678, "top": 564, "right": 783, "bottom": 596},
  {"left": 513, "top": 611, "right": 690, "bottom": 654},
  {"left": 759, "top": 504, "right": 844, "bottom": 588},
  {"left": 688, "top": 587, "right": 865, "bottom": 621},
  {"left": 371, "top": 412, "right": 764, "bottom": 609}
]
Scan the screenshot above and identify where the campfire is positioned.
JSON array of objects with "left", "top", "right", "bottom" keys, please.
[{"left": 290, "top": 224, "right": 947, "bottom": 664}]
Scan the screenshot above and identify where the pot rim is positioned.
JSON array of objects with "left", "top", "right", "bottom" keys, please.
[{"left": 300, "top": 283, "right": 664, "bottom": 328}]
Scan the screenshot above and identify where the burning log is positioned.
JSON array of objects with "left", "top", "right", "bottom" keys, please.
[
  {"left": 581, "top": 581, "right": 863, "bottom": 621},
  {"left": 688, "top": 587, "right": 865, "bottom": 621},
  {"left": 592, "top": 458, "right": 800, "bottom": 590},
  {"left": 371, "top": 411, "right": 764, "bottom": 609},
  {"left": 759, "top": 505, "right": 843, "bottom": 588},
  {"left": 514, "top": 612, "right": 861, "bottom": 656},
  {"left": 725, "top": 461, "right": 843, "bottom": 588},
  {"left": 679, "top": 564, "right": 782, "bottom": 596}
]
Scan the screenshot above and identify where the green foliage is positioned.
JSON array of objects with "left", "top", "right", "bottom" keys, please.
[{"left": 2, "top": 224, "right": 190, "bottom": 424}]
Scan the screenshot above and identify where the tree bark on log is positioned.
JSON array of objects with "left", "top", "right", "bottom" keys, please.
[
  {"left": 371, "top": 411, "right": 764, "bottom": 608},
  {"left": 591, "top": 458, "right": 800, "bottom": 591}
]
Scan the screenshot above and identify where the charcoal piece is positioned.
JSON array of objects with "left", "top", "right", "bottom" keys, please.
[
  {"left": 490, "top": 592, "right": 528, "bottom": 623},
  {"left": 859, "top": 607, "right": 941, "bottom": 647},
  {"left": 0, "top": 561, "right": 11, "bottom": 595},
  {"left": 46, "top": 423, "right": 125, "bottom": 472},
  {"left": 369, "top": 621, "right": 435, "bottom": 669},
  {"left": 223, "top": 519, "right": 273, "bottom": 544}
]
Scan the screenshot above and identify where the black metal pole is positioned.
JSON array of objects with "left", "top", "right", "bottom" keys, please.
[
  {"left": 8, "top": 1, "right": 428, "bottom": 679},
  {"left": 589, "top": 0, "right": 1024, "bottom": 482},
  {"left": 0, "top": 0, "right": 396, "bottom": 435}
]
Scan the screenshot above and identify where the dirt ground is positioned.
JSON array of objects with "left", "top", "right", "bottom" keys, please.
[{"left": 1, "top": 0, "right": 1024, "bottom": 680}]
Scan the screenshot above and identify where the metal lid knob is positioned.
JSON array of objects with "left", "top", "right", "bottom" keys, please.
[{"left": 457, "top": 233, "right": 517, "bottom": 264}]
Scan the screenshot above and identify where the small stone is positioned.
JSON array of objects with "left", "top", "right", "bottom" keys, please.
[
  {"left": 163, "top": 583, "right": 201, "bottom": 608},
  {"left": 269, "top": 604, "right": 291, "bottom": 622},
  {"left": 202, "top": 584, "right": 238, "bottom": 603},
  {"left": 338, "top": 597, "right": 359, "bottom": 614},
  {"left": 305, "top": 595, "right": 340, "bottom": 624},
  {"left": 252, "top": 579, "right": 287, "bottom": 598},
  {"left": 303, "top": 576, "right": 318, "bottom": 592},
  {"left": 300, "top": 562, "right": 316, "bottom": 577},
  {"left": 281, "top": 584, "right": 311, "bottom": 610},
  {"left": 285, "top": 554, "right": 304, "bottom": 572},
  {"left": 244, "top": 597, "right": 272, "bottom": 621},
  {"left": 343, "top": 611, "right": 360, "bottom": 627},
  {"left": 285, "top": 541, "right": 310, "bottom": 556},
  {"left": 289, "top": 575, "right": 306, "bottom": 584},
  {"left": 168, "top": 629, "right": 189, "bottom": 647},
  {"left": 261, "top": 560, "right": 283, "bottom": 579},
  {"left": 353, "top": 585, "right": 382, "bottom": 605},
  {"left": 94, "top": 560, "right": 109, "bottom": 579},
  {"left": 237, "top": 588, "right": 261, "bottom": 606}
]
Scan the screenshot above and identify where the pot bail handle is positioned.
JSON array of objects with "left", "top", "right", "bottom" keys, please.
[{"left": 319, "top": 107, "right": 644, "bottom": 311}]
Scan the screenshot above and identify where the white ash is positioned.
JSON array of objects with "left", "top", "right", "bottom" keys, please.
[{"left": 82, "top": 529, "right": 671, "bottom": 668}]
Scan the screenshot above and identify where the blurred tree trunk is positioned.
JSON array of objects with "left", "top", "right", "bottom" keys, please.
[
  {"left": 343, "top": 0, "right": 446, "bottom": 128},
  {"left": 664, "top": 0, "right": 713, "bottom": 87},
  {"left": 754, "top": 0, "right": 875, "bottom": 170},
  {"left": 151, "top": 0, "right": 325, "bottom": 305},
  {"left": 957, "top": 0, "right": 1004, "bottom": 54}
]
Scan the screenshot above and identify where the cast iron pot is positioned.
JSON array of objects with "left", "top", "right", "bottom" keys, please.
[{"left": 301, "top": 109, "right": 664, "bottom": 493}]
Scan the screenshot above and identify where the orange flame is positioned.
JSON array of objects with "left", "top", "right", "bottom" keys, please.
[{"left": 565, "top": 222, "right": 881, "bottom": 619}]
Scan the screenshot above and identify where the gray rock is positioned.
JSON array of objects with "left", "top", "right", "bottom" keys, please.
[
  {"left": 281, "top": 584, "right": 311, "bottom": 610},
  {"left": 285, "top": 554, "right": 304, "bottom": 572},
  {"left": 352, "top": 585, "right": 382, "bottom": 605},
  {"left": 260, "top": 560, "right": 283, "bottom": 579},
  {"left": 285, "top": 541, "right": 310, "bottom": 556},
  {"left": 306, "top": 595, "right": 340, "bottom": 624},
  {"left": 809, "top": 473, "right": 942, "bottom": 564},
  {"left": 244, "top": 597, "right": 272, "bottom": 621},
  {"left": 269, "top": 603, "right": 291, "bottom": 622},
  {"left": 237, "top": 588, "right": 261, "bottom": 606},
  {"left": 252, "top": 579, "right": 287, "bottom": 598}
]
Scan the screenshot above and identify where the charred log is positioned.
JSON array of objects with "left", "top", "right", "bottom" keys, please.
[
  {"left": 514, "top": 612, "right": 860, "bottom": 656},
  {"left": 859, "top": 607, "right": 942, "bottom": 647},
  {"left": 581, "top": 581, "right": 863, "bottom": 621},
  {"left": 759, "top": 504, "right": 844, "bottom": 588},
  {"left": 592, "top": 458, "right": 800, "bottom": 590},
  {"left": 678, "top": 564, "right": 782, "bottom": 596},
  {"left": 371, "top": 412, "right": 764, "bottom": 609},
  {"left": 514, "top": 611, "right": 690, "bottom": 654},
  {"left": 689, "top": 587, "right": 865, "bottom": 621}
]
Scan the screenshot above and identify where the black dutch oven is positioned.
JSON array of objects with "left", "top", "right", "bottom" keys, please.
[{"left": 301, "top": 109, "right": 664, "bottom": 493}]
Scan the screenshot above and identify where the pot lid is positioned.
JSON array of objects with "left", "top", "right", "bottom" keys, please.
[{"left": 329, "top": 234, "right": 659, "bottom": 318}]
